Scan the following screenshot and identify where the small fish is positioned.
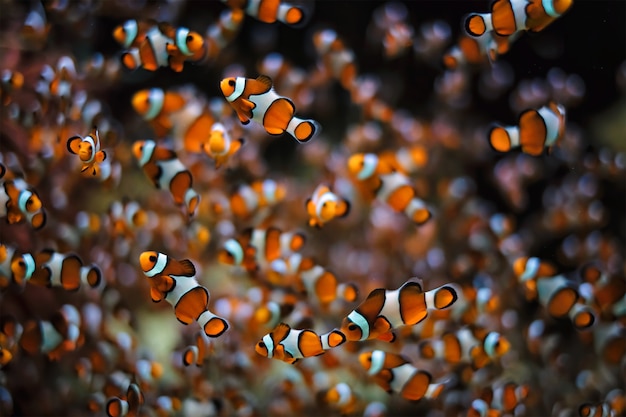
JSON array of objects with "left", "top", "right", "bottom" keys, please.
[
  {"left": 132, "top": 140, "right": 200, "bottom": 219},
  {"left": 220, "top": 75, "right": 320, "bottom": 143},
  {"left": 305, "top": 184, "right": 350, "bottom": 228},
  {"left": 67, "top": 127, "right": 108, "bottom": 178},
  {"left": 254, "top": 322, "right": 346, "bottom": 364},
  {"left": 340, "top": 280, "right": 458, "bottom": 342},
  {"left": 489, "top": 102, "right": 566, "bottom": 156},
  {"left": 112, "top": 19, "right": 155, "bottom": 49},
  {"left": 358, "top": 350, "right": 445, "bottom": 401},
  {"left": 0, "top": 166, "right": 47, "bottom": 230},
  {"left": 120, "top": 26, "right": 171, "bottom": 72},
  {"left": 482, "top": 382, "right": 529, "bottom": 413},
  {"left": 202, "top": 123, "right": 244, "bottom": 168},
  {"left": 139, "top": 251, "right": 229, "bottom": 338},
  {"left": 221, "top": 0, "right": 312, "bottom": 27},
  {"left": 182, "top": 331, "right": 213, "bottom": 367},
  {"left": 312, "top": 29, "right": 358, "bottom": 90},
  {"left": 0, "top": 244, "right": 35, "bottom": 290},
  {"left": 418, "top": 326, "right": 510, "bottom": 369},
  {"left": 106, "top": 382, "right": 143, "bottom": 417},
  {"left": 229, "top": 179, "right": 286, "bottom": 219},
  {"left": 29, "top": 249, "right": 102, "bottom": 291},
  {"left": 19, "top": 304, "right": 82, "bottom": 360},
  {"left": 131, "top": 88, "right": 186, "bottom": 137},
  {"left": 157, "top": 22, "right": 207, "bottom": 72},
  {"left": 465, "top": 0, "right": 574, "bottom": 38},
  {"left": 468, "top": 398, "right": 503, "bottom": 417},
  {"left": 319, "top": 382, "right": 360, "bottom": 415}
]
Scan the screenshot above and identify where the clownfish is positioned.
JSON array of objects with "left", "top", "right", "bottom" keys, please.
[
  {"left": 0, "top": 167, "right": 47, "bottom": 230},
  {"left": 19, "top": 304, "right": 82, "bottom": 360},
  {"left": 107, "top": 200, "right": 149, "bottom": 239},
  {"left": 205, "top": 9, "right": 245, "bottom": 61},
  {"left": 218, "top": 227, "right": 306, "bottom": 273},
  {"left": 358, "top": 350, "right": 445, "bottom": 401},
  {"left": 254, "top": 322, "right": 346, "bottom": 364},
  {"left": 66, "top": 127, "right": 108, "bottom": 177},
  {"left": 29, "top": 249, "right": 102, "bottom": 291},
  {"left": 229, "top": 179, "right": 286, "bottom": 219},
  {"left": 483, "top": 382, "right": 529, "bottom": 413},
  {"left": 220, "top": 75, "right": 320, "bottom": 143},
  {"left": 221, "top": 0, "right": 312, "bottom": 27},
  {"left": 268, "top": 253, "right": 359, "bottom": 306},
  {"left": 131, "top": 88, "right": 186, "bottom": 137},
  {"left": 375, "top": 172, "right": 432, "bottom": 225},
  {"left": 489, "top": 102, "right": 566, "bottom": 156},
  {"left": 132, "top": 140, "right": 200, "bottom": 219},
  {"left": 346, "top": 152, "right": 394, "bottom": 199},
  {"left": 418, "top": 326, "right": 511, "bottom": 369},
  {"left": 0, "top": 244, "right": 35, "bottom": 290},
  {"left": 534, "top": 274, "right": 596, "bottom": 329},
  {"left": 106, "top": 382, "right": 143, "bottom": 417},
  {"left": 312, "top": 29, "right": 358, "bottom": 90},
  {"left": 139, "top": 251, "right": 229, "bottom": 338},
  {"left": 202, "top": 123, "right": 244, "bottom": 168},
  {"left": 182, "top": 331, "right": 213, "bottom": 367},
  {"left": 156, "top": 22, "right": 207, "bottom": 72},
  {"left": 1, "top": 70, "right": 24, "bottom": 105},
  {"left": 305, "top": 184, "right": 350, "bottom": 228},
  {"left": 465, "top": 0, "right": 573, "bottom": 38},
  {"left": 113, "top": 19, "right": 155, "bottom": 49},
  {"left": 319, "top": 382, "right": 360, "bottom": 415},
  {"left": 120, "top": 26, "right": 170, "bottom": 72},
  {"left": 340, "top": 280, "right": 458, "bottom": 342}
]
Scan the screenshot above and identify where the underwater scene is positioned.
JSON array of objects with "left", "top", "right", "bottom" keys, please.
[{"left": 0, "top": 0, "right": 625, "bottom": 416}]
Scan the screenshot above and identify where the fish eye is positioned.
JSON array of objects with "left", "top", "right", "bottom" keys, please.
[
  {"left": 228, "top": 79, "right": 235, "bottom": 87},
  {"left": 186, "top": 35, "right": 193, "bottom": 42},
  {"left": 348, "top": 324, "right": 357, "bottom": 331},
  {"left": 149, "top": 255, "right": 157, "bottom": 262},
  {"left": 258, "top": 342, "right": 266, "bottom": 348}
]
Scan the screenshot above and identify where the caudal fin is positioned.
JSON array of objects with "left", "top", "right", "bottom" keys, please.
[{"left": 286, "top": 117, "right": 320, "bottom": 143}]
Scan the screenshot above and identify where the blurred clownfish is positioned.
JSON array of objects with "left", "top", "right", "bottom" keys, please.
[
  {"left": 220, "top": 75, "right": 320, "bottom": 143},
  {"left": 205, "top": 9, "right": 245, "bottom": 60},
  {"left": 319, "top": 382, "right": 360, "bottom": 415},
  {"left": 0, "top": 244, "right": 35, "bottom": 290},
  {"left": 255, "top": 322, "right": 346, "bottom": 364},
  {"left": 418, "top": 326, "right": 511, "bottom": 369},
  {"left": 157, "top": 22, "right": 207, "bottom": 72},
  {"left": 139, "top": 251, "right": 229, "bottom": 338},
  {"left": 132, "top": 140, "right": 200, "bottom": 219},
  {"left": 66, "top": 127, "right": 108, "bottom": 177},
  {"left": 305, "top": 184, "right": 350, "bottom": 228},
  {"left": 312, "top": 28, "right": 358, "bottom": 91},
  {"left": 221, "top": 0, "right": 312, "bottom": 27},
  {"left": 120, "top": 26, "right": 170, "bottom": 72},
  {"left": 112, "top": 19, "right": 155, "bottom": 49},
  {"left": 29, "top": 249, "right": 102, "bottom": 291},
  {"left": 229, "top": 179, "right": 286, "bottom": 219},
  {"left": 19, "top": 304, "right": 82, "bottom": 360},
  {"left": 202, "top": 123, "right": 244, "bottom": 168},
  {"left": 131, "top": 88, "right": 186, "bottom": 137},
  {"left": 105, "top": 382, "right": 143, "bottom": 417},
  {"left": 340, "top": 280, "right": 458, "bottom": 342},
  {"left": 489, "top": 102, "right": 566, "bottom": 156},
  {"left": 465, "top": 0, "right": 573, "bottom": 38},
  {"left": 358, "top": 350, "right": 446, "bottom": 401},
  {"left": 0, "top": 166, "right": 47, "bottom": 230},
  {"left": 481, "top": 381, "right": 529, "bottom": 413},
  {"left": 182, "top": 331, "right": 213, "bottom": 367}
]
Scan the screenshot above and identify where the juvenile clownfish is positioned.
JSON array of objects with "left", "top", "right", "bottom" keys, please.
[
  {"left": 489, "top": 102, "right": 566, "bottom": 156},
  {"left": 254, "top": 322, "right": 346, "bottom": 364},
  {"left": 29, "top": 249, "right": 102, "bottom": 291},
  {"left": 202, "top": 123, "right": 244, "bottom": 168},
  {"left": 67, "top": 127, "right": 108, "bottom": 177},
  {"left": 19, "top": 304, "right": 82, "bottom": 360},
  {"left": 106, "top": 382, "right": 143, "bottom": 417},
  {"left": 0, "top": 244, "right": 35, "bottom": 290},
  {"left": 139, "top": 251, "right": 229, "bottom": 338},
  {"left": 305, "top": 184, "right": 350, "bottom": 228},
  {"left": 220, "top": 75, "right": 320, "bottom": 143},
  {"left": 229, "top": 179, "right": 286, "bottom": 219},
  {"left": 0, "top": 167, "right": 47, "bottom": 230},
  {"left": 340, "top": 280, "right": 458, "bottom": 342},
  {"left": 358, "top": 350, "right": 445, "bottom": 401},
  {"left": 465, "top": 0, "right": 573, "bottom": 38},
  {"left": 132, "top": 140, "right": 200, "bottom": 219},
  {"left": 131, "top": 88, "right": 186, "bottom": 137},
  {"left": 182, "top": 331, "right": 213, "bottom": 367},
  {"left": 418, "top": 326, "right": 511, "bottom": 369},
  {"left": 221, "top": 0, "right": 312, "bottom": 27}
]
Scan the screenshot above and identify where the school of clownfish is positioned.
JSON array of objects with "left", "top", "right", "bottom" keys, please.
[{"left": 0, "top": 0, "right": 625, "bottom": 416}]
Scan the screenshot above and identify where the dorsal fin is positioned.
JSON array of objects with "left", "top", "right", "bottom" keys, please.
[
  {"left": 178, "top": 259, "right": 196, "bottom": 276},
  {"left": 256, "top": 74, "right": 273, "bottom": 89}
]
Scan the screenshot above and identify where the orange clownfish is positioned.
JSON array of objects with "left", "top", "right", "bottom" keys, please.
[
  {"left": 320, "top": 383, "right": 360, "bottom": 415},
  {"left": 157, "top": 22, "right": 207, "bottom": 72},
  {"left": 443, "top": 32, "right": 514, "bottom": 69},
  {"left": 131, "top": 88, "right": 186, "bottom": 137},
  {"left": 182, "top": 331, "right": 213, "bottom": 367},
  {"left": 112, "top": 19, "right": 155, "bottom": 49},
  {"left": 468, "top": 399, "right": 503, "bottom": 417},
  {"left": 29, "top": 249, "right": 102, "bottom": 291},
  {"left": 67, "top": 127, "right": 108, "bottom": 178},
  {"left": 305, "top": 184, "right": 350, "bottom": 228},
  {"left": 120, "top": 26, "right": 170, "bottom": 72},
  {"left": 106, "top": 382, "right": 143, "bottom": 417},
  {"left": 229, "top": 179, "right": 286, "bottom": 219},
  {"left": 19, "top": 304, "right": 82, "bottom": 360},
  {"left": 202, "top": 123, "right": 244, "bottom": 168},
  {"left": 0, "top": 168, "right": 47, "bottom": 230},
  {"left": 139, "top": 251, "right": 229, "bottom": 338},
  {"left": 489, "top": 102, "right": 566, "bottom": 156},
  {"left": 0, "top": 244, "right": 35, "bottom": 290},
  {"left": 340, "top": 280, "right": 458, "bottom": 342},
  {"left": 220, "top": 75, "right": 320, "bottom": 143},
  {"left": 254, "top": 322, "right": 346, "bottom": 364},
  {"left": 221, "top": 0, "right": 312, "bottom": 27},
  {"left": 132, "top": 140, "right": 200, "bottom": 219},
  {"left": 482, "top": 382, "right": 529, "bottom": 413},
  {"left": 465, "top": 0, "right": 573, "bottom": 38},
  {"left": 418, "top": 326, "right": 511, "bottom": 369},
  {"left": 358, "top": 350, "right": 445, "bottom": 401}
]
